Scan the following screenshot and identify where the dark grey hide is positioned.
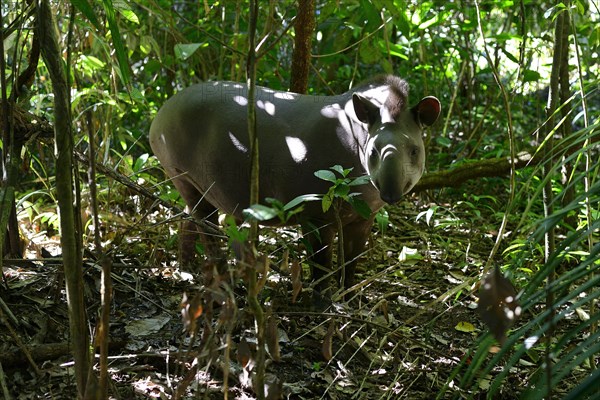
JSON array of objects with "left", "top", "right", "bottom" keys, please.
[{"left": 150, "top": 75, "right": 441, "bottom": 290}]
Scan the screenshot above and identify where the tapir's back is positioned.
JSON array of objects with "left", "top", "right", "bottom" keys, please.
[{"left": 149, "top": 81, "right": 365, "bottom": 215}]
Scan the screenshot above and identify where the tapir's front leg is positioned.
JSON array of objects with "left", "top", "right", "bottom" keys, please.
[
  {"left": 302, "top": 222, "right": 336, "bottom": 292},
  {"left": 341, "top": 216, "right": 375, "bottom": 289}
]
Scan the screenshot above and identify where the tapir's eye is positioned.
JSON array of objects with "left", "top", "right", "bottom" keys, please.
[
  {"left": 410, "top": 146, "right": 419, "bottom": 158},
  {"left": 369, "top": 148, "right": 379, "bottom": 168}
]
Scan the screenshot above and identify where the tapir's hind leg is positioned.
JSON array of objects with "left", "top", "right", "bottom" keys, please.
[{"left": 168, "top": 171, "right": 221, "bottom": 264}]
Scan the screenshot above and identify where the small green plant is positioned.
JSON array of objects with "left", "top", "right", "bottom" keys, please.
[
  {"left": 313, "top": 165, "right": 371, "bottom": 219},
  {"left": 314, "top": 165, "right": 372, "bottom": 288},
  {"left": 243, "top": 194, "right": 321, "bottom": 224}
]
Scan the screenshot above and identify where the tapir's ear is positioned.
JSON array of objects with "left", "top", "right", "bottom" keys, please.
[
  {"left": 413, "top": 96, "right": 441, "bottom": 127},
  {"left": 352, "top": 93, "right": 379, "bottom": 125}
]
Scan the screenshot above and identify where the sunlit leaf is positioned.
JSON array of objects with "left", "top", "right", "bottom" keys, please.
[
  {"left": 243, "top": 204, "right": 278, "bottom": 221},
  {"left": 174, "top": 43, "right": 206, "bottom": 60},
  {"left": 455, "top": 321, "right": 477, "bottom": 333},
  {"left": 101, "top": 0, "right": 131, "bottom": 85},
  {"left": 283, "top": 194, "right": 321, "bottom": 211}
]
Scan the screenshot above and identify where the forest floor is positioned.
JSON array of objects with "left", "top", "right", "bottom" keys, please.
[{"left": 1, "top": 180, "right": 550, "bottom": 399}]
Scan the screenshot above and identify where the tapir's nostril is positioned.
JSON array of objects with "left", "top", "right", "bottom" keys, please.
[{"left": 381, "top": 192, "right": 402, "bottom": 205}]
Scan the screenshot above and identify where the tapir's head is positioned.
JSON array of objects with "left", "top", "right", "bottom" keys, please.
[{"left": 352, "top": 80, "right": 441, "bottom": 204}]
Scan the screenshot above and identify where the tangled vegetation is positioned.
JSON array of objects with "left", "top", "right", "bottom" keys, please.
[{"left": 0, "top": 0, "right": 598, "bottom": 399}]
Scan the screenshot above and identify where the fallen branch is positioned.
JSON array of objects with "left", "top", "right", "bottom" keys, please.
[{"left": 412, "top": 151, "right": 538, "bottom": 192}]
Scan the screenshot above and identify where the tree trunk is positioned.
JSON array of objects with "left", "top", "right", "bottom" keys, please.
[
  {"left": 289, "top": 0, "right": 315, "bottom": 94},
  {"left": 38, "top": 2, "right": 89, "bottom": 397}
]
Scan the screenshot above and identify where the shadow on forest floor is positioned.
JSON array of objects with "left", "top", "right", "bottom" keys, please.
[{"left": 1, "top": 182, "right": 552, "bottom": 399}]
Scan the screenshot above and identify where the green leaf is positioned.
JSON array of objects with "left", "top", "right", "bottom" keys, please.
[
  {"left": 283, "top": 194, "right": 321, "bottom": 211},
  {"left": 348, "top": 175, "right": 371, "bottom": 186},
  {"left": 101, "top": 0, "right": 131, "bottom": 85},
  {"left": 133, "top": 153, "right": 149, "bottom": 173},
  {"left": 314, "top": 169, "right": 337, "bottom": 183},
  {"left": 223, "top": 215, "right": 248, "bottom": 243},
  {"left": 382, "top": 0, "right": 410, "bottom": 37},
  {"left": 501, "top": 48, "right": 519, "bottom": 64},
  {"left": 174, "top": 43, "right": 205, "bottom": 60},
  {"left": 436, "top": 136, "right": 452, "bottom": 148},
  {"left": 543, "top": 3, "right": 567, "bottom": 21},
  {"left": 387, "top": 43, "right": 409, "bottom": 60},
  {"left": 349, "top": 197, "right": 372, "bottom": 219},
  {"left": 81, "top": 55, "right": 106, "bottom": 71},
  {"left": 264, "top": 197, "right": 284, "bottom": 209},
  {"left": 376, "top": 208, "right": 389, "bottom": 234},
  {"left": 589, "top": 26, "right": 600, "bottom": 48},
  {"left": 243, "top": 204, "right": 278, "bottom": 221},
  {"left": 119, "top": 9, "right": 139, "bottom": 24},
  {"left": 71, "top": 0, "right": 102, "bottom": 30},
  {"left": 322, "top": 188, "right": 334, "bottom": 213},
  {"left": 334, "top": 184, "right": 350, "bottom": 198},
  {"left": 113, "top": 0, "right": 140, "bottom": 24},
  {"left": 523, "top": 69, "right": 541, "bottom": 83},
  {"left": 330, "top": 165, "right": 349, "bottom": 176}
]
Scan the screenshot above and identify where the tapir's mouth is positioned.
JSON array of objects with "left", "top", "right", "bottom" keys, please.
[
  {"left": 380, "top": 191, "right": 402, "bottom": 205},
  {"left": 379, "top": 180, "right": 413, "bottom": 205}
]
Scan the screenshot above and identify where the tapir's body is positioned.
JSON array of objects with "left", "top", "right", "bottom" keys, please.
[{"left": 150, "top": 75, "right": 440, "bottom": 290}]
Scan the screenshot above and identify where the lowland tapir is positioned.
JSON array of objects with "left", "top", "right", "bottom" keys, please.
[{"left": 150, "top": 75, "right": 441, "bottom": 291}]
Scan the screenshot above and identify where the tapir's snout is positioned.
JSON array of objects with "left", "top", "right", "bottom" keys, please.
[
  {"left": 374, "top": 171, "right": 408, "bottom": 204},
  {"left": 380, "top": 191, "right": 402, "bottom": 205}
]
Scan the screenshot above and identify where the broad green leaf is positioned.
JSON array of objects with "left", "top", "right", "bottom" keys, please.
[
  {"left": 543, "top": 3, "right": 567, "bottom": 21},
  {"left": 81, "top": 55, "right": 106, "bottom": 71},
  {"left": 455, "top": 321, "right": 477, "bottom": 333},
  {"left": 334, "top": 184, "right": 350, "bottom": 197},
  {"left": 119, "top": 9, "right": 139, "bottom": 24},
  {"left": 359, "top": 0, "right": 381, "bottom": 31},
  {"left": 349, "top": 197, "right": 372, "bottom": 219},
  {"left": 380, "top": 0, "right": 410, "bottom": 37},
  {"left": 330, "top": 165, "right": 349, "bottom": 176},
  {"left": 501, "top": 48, "right": 519, "bottom": 64},
  {"left": 284, "top": 194, "right": 321, "bottom": 211},
  {"left": 322, "top": 188, "right": 334, "bottom": 213},
  {"left": 314, "top": 169, "right": 337, "bottom": 183},
  {"left": 523, "top": 70, "right": 541, "bottom": 83},
  {"left": 243, "top": 204, "right": 278, "bottom": 221},
  {"left": 133, "top": 153, "right": 149, "bottom": 173},
  {"left": 387, "top": 43, "right": 409, "bottom": 60},
  {"left": 436, "top": 136, "right": 452, "bottom": 148},
  {"left": 113, "top": 0, "right": 140, "bottom": 24},
  {"left": 174, "top": 43, "right": 205, "bottom": 60},
  {"left": 376, "top": 208, "right": 389, "bottom": 233},
  {"left": 223, "top": 215, "right": 248, "bottom": 243},
  {"left": 348, "top": 175, "right": 371, "bottom": 186}
]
